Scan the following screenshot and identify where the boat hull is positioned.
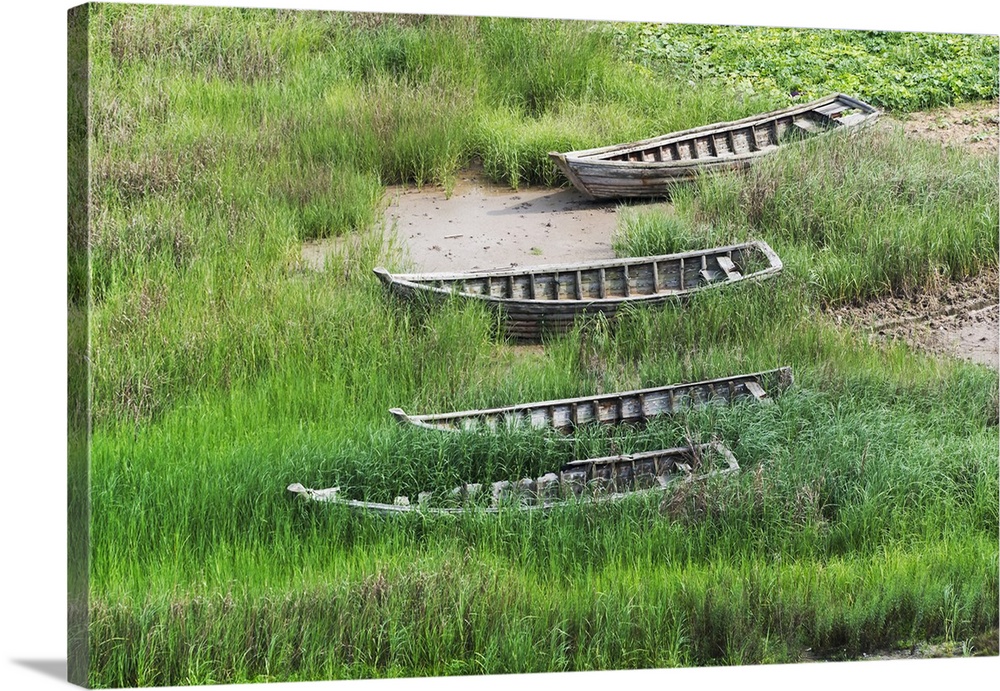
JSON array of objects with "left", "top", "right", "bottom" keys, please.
[
  {"left": 550, "top": 93, "right": 879, "bottom": 199},
  {"left": 288, "top": 442, "right": 739, "bottom": 514},
  {"left": 390, "top": 366, "right": 792, "bottom": 433},
  {"left": 375, "top": 241, "right": 783, "bottom": 341}
]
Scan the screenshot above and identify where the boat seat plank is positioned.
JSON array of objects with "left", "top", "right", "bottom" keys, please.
[
  {"left": 716, "top": 256, "right": 743, "bottom": 280},
  {"left": 745, "top": 381, "right": 770, "bottom": 404},
  {"left": 837, "top": 112, "right": 869, "bottom": 127}
]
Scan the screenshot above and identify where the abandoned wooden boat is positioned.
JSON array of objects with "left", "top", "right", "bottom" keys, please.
[
  {"left": 287, "top": 441, "right": 739, "bottom": 514},
  {"left": 390, "top": 366, "right": 792, "bottom": 433},
  {"left": 374, "top": 241, "right": 783, "bottom": 340},
  {"left": 549, "top": 93, "right": 879, "bottom": 199}
]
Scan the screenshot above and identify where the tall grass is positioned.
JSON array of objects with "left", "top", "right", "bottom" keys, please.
[
  {"left": 82, "top": 4, "right": 999, "bottom": 687},
  {"left": 614, "top": 127, "right": 998, "bottom": 306}
]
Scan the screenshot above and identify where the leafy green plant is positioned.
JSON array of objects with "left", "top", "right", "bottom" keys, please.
[{"left": 618, "top": 24, "right": 999, "bottom": 111}]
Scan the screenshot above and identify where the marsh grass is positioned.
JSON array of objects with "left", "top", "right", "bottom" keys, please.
[
  {"left": 614, "top": 127, "right": 998, "bottom": 306},
  {"left": 82, "top": 4, "right": 999, "bottom": 687}
]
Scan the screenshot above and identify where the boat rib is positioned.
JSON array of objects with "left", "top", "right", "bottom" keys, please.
[
  {"left": 549, "top": 93, "right": 879, "bottom": 199},
  {"left": 374, "top": 240, "right": 783, "bottom": 340},
  {"left": 390, "top": 367, "right": 792, "bottom": 433}
]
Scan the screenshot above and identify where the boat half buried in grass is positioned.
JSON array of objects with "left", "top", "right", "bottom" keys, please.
[
  {"left": 549, "top": 93, "right": 879, "bottom": 199},
  {"left": 287, "top": 441, "right": 739, "bottom": 514},
  {"left": 390, "top": 366, "right": 793, "bottom": 434},
  {"left": 374, "top": 240, "right": 783, "bottom": 340}
]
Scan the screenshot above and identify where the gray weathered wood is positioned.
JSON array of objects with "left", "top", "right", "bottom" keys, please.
[
  {"left": 390, "top": 367, "right": 792, "bottom": 433},
  {"left": 287, "top": 441, "right": 740, "bottom": 515},
  {"left": 548, "top": 93, "right": 879, "bottom": 199},
  {"left": 374, "top": 241, "right": 783, "bottom": 341}
]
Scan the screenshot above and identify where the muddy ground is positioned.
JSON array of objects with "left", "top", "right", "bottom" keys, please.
[
  {"left": 383, "top": 172, "right": 621, "bottom": 272},
  {"left": 304, "top": 101, "right": 998, "bottom": 368},
  {"left": 829, "top": 269, "right": 998, "bottom": 369},
  {"left": 803, "top": 627, "right": 999, "bottom": 662}
]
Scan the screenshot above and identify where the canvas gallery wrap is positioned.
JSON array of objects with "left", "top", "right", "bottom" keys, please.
[{"left": 68, "top": 2, "right": 999, "bottom": 688}]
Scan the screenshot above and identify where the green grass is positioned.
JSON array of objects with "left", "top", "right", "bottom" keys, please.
[
  {"left": 613, "top": 126, "right": 998, "bottom": 306},
  {"left": 79, "top": 4, "right": 1000, "bottom": 687}
]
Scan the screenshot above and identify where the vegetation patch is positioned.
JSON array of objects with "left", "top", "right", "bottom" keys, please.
[{"left": 620, "top": 24, "right": 999, "bottom": 110}]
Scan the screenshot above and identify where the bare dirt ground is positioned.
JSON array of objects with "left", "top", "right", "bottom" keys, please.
[
  {"left": 381, "top": 172, "right": 624, "bottom": 272},
  {"left": 884, "top": 100, "right": 999, "bottom": 157},
  {"left": 300, "top": 170, "right": 630, "bottom": 273},
  {"left": 829, "top": 269, "right": 998, "bottom": 369}
]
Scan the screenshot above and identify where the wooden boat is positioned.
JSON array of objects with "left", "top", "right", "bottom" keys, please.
[
  {"left": 374, "top": 241, "right": 783, "bottom": 340},
  {"left": 549, "top": 93, "right": 879, "bottom": 199},
  {"left": 390, "top": 366, "right": 792, "bottom": 433},
  {"left": 287, "top": 441, "right": 739, "bottom": 514}
]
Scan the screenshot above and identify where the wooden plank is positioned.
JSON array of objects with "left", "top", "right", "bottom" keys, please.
[
  {"left": 792, "top": 116, "right": 824, "bottom": 134},
  {"left": 745, "top": 381, "right": 768, "bottom": 402},
  {"left": 716, "top": 255, "right": 743, "bottom": 280}
]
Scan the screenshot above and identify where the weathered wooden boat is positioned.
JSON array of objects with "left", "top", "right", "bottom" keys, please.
[
  {"left": 374, "top": 241, "right": 782, "bottom": 340},
  {"left": 549, "top": 93, "right": 879, "bottom": 199},
  {"left": 390, "top": 366, "right": 792, "bottom": 433},
  {"left": 287, "top": 441, "right": 739, "bottom": 514}
]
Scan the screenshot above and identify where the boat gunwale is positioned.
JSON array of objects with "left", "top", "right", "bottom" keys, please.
[
  {"left": 389, "top": 366, "right": 793, "bottom": 431},
  {"left": 549, "top": 93, "right": 879, "bottom": 163},
  {"left": 374, "top": 240, "right": 783, "bottom": 307}
]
